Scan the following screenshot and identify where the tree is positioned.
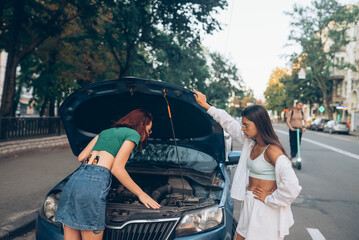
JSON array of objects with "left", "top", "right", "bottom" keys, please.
[
  {"left": 281, "top": 60, "right": 324, "bottom": 109},
  {"left": 0, "top": 0, "right": 102, "bottom": 116},
  {"left": 264, "top": 68, "right": 289, "bottom": 113},
  {"left": 206, "top": 52, "right": 245, "bottom": 110},
  {"left": 84, "top": 0, "right": 227, "bottom": 78},
  {"left": 286, "top": 0, "right": 359, "bottom": 117}
]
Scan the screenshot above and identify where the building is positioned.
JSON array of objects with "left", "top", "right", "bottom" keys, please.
[{"left": 329, "top": 21, "right": 359, "bottom": 132}]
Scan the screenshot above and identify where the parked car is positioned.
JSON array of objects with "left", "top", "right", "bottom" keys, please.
[
  {"left": 306, "top": 116, "right": 319, "bottom": 130},
  {"left": 323, "top": 120, "right": 350, "bottom": 134},
  {"left": 36, "top": 77, "right": 240, "bottom": 240},
  {"left": 310, "top": 118, "right": 330, "bottom": 131}
]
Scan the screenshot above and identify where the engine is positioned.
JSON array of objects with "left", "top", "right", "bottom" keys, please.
[{"left": 107, "top": 175, "right": 212, "bottom": 207}]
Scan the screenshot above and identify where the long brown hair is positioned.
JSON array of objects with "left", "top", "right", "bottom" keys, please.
[
  {"left": 241, "top": 105, "right": 288, "bottom": 158},
  {"left": 112, "top": 109, "right": 153, "bottom": 151}
]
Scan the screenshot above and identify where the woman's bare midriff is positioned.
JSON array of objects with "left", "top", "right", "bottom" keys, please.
[
  {"left": 86, "top": 151, "right": 115, "bottom": 170},
  {"left": 247, "top": 177, "right": 277, "bottom": 192}
]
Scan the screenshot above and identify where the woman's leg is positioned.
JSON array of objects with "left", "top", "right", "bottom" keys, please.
[
  {"left": 80, "top": 230, "right": 104, "bottom": 240},
  {"left": 233, "top": 231, "right": 245, "bottom": 240},
  {"left": 63, "top": 225, "right": 81, "bottom": 240}
]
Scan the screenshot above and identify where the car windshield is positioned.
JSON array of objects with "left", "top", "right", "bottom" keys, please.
[{"left": 128, "top": 143, "right": 218, "bottom": 173}]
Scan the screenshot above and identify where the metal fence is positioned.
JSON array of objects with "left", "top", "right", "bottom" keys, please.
[{"left": 0, "top": 117, "right": 66, "bottom": 141}]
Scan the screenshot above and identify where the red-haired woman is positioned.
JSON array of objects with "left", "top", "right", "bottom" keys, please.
[{"left": 55, "top": 109, "right": 160, "bottom": 240}]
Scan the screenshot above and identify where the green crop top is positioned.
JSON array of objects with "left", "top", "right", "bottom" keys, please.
[{"left": 92, "top": 127, "right": 141, "bottom": 157}]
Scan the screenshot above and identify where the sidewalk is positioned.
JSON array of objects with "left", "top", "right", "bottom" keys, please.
[
  {"left": 0, "top": 135, "right": 69, "bottom": 159},
  {"left": 0, "top": 135, "right": 70, "bottom": 240}
]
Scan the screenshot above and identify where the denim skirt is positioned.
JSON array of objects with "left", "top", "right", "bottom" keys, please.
[{"left": 55, "top": 163, "right": 112, "bottom": 230}]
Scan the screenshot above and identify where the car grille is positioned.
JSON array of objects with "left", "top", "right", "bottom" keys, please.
[{"left": 103, "top": 218, "right": 179, "bottom": 240}]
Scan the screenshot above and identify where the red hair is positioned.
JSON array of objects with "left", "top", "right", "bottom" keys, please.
[{"left": 112, "top": 109, "right": 153, "bottom": 151}]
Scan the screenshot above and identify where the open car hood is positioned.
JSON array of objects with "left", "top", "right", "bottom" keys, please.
[{"left": 59, "top": 77, "right": 226, "bottom": 162}]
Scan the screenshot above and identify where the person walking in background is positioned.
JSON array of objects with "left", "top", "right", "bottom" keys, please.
[
  {"left": 286, "top": 101, "right": 307, "bottom": 160},
  {"left": 55, "top": 109, "right": 160, "bottom": 240},
  {"left": 193, "top": 90, "right": 301, "bottom": 240}
]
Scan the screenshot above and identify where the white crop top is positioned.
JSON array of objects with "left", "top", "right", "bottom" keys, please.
[{"left": 247, "top": 145, "right": 276, "bottom": 181}]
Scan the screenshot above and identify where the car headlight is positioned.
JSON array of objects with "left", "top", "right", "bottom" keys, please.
[
  {"left": 41, "top": 191, "right": 61, "bottom": 226},
  {"left": 175, "top": 205, "right": 224, "bottom": 237}
]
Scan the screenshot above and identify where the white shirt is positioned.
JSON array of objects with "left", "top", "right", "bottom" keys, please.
[{"left": 207, "top": 106, "right": 302, "bottom": 237}]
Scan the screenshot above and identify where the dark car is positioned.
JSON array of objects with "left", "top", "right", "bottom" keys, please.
[
  {"left": 310, "top": 118, "right": 330, "bottom": 131},
  {"left": 323, "top": 120, "right": 350, "bottom": 134},
  {"left": 36, "top": 77, "right": 240, "bottom": 240}
]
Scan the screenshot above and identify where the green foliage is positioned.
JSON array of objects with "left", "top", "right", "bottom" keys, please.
[
  {"left": 1, "top": 0, "right": 252, "bottom": 117},
  {"left": 0, "top": 0, "right": 101, "bottom": 116},
  {"left": 82, "top": 0, "right": 227, "bottom": 77},
  {"left": 264, "top": 83, "right": 287, "bottom": 114},
  {"left": 286, "top": 0, "right": 359, "bottom": 116},
  {"left": 206, "top": 52, "right": 245, "bottom": 109}
]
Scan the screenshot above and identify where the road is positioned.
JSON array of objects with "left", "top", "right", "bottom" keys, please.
[
  {"left": 4, "top": 124, "right": 359, "bottom": 239},
  {"left": 273, "top": 124, "right": 359, "bottom": 240}
]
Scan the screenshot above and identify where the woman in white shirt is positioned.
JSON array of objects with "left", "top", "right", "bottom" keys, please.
[{"left": 194, "top": 90, "right": 302, "bottom": 240}]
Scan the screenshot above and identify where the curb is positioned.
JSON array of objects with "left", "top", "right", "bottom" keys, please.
[
  {"left": 0, "top": 135, "right": 69, "bottom": 158},
  {"left": 0, "top": 212, "right": 37, "bottom": 240}
]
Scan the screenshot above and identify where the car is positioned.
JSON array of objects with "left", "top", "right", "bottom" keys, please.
[
  {"left": 306, "top": 116, "right": 319, "bottom": 130},
  {"left": 310, "top": 118, "right": 330, "bottom": 131},
  {"left": 323, "top": 120, "right": 350, "bottom": 134},
  {"left": 36, "top": 77, "right": 241, "bottom": 240}
]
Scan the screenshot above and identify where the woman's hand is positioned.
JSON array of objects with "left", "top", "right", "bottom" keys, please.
[
  {"left": 193, "top": 90, "right": 211, "bottom": 110},
  {"left": 253, "top": 187, "right": 276, "bottom": 203},
  {"left": 138, "top": 192, "right": 161, "bottom": 209}
]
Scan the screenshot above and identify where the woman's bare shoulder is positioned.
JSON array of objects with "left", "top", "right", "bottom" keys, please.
[{"left": 265, "top": 145, "right": 283, "bottom": 164}]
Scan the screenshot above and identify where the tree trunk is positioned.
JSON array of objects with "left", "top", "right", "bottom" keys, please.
[
  {"left": 0, "top": 56, "right": 18, "bottom": 117},
  {"left": 0, "top": 0, "right": 23, "bottom": 117},
  {"left": 49, "top": 98, "right": 55, "bottom": 117},
  {"left": 39, "top": 95, "right": 48, "bottom": 117}
]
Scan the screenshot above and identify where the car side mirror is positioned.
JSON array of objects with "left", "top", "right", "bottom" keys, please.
[{"left": 225, "top": 151, "right": 241, "bottom": 165}]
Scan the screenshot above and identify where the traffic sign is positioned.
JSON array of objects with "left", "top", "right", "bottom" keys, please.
[{"left": 319, "top": 106, "right": 325, "bottom": 112}]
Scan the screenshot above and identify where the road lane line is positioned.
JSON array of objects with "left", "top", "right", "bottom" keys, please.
[
  {"left": 275, "top": 129, "right": 359, "bottom": 160},
  {"left": 306, "top": 228, "right": 326, "bottom": 240}
]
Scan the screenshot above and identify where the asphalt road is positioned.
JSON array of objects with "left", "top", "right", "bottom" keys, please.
[
  {"left": 0, "top": 146, "right": 80, "bottom": 240},
  {"left": 273, "top": 124, "right": 359, "bottom": 240},
  {"left": 4, "top": 124, "right": 359, "bottom": 239}
]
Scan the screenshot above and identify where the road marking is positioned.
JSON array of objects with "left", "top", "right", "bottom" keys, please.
[
  {"left": 275, "top": 129, "right": 359, "bottom": 160},
  {"left": 307, "top": 228, "right": 326, "bottom": 240}
]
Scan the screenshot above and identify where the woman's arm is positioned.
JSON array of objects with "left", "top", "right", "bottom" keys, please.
[
  {"left": 193, "top": 90, "right": 245, "bottom": 144},
  {"left": 264, "top": 156, "right": 302, "bottom": 208},
  {"left": 111, "top": 140, "right": 160, "bottom": 209},
  {"left": 78, "top": 135, "right": 99, "bottom": 162},
  {"left": 254, "top": 147, "right": 302, "bottom": 207}
]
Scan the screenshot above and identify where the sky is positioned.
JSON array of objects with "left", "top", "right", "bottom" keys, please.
[{"left": 202, "top": 0, "right": 357, "bottom": 101}]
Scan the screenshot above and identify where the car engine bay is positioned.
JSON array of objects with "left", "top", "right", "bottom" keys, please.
[{"left": 105, "top": 172, "right": 223, "bottom": 223}]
